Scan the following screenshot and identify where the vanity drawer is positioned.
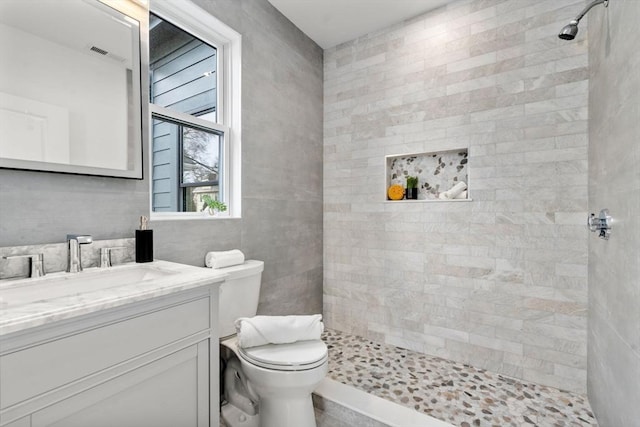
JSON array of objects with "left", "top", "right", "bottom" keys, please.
[{"left": 0, "top": 297, "right": 210, "bottom": 409}]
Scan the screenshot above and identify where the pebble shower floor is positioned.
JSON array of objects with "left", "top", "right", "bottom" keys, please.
[{"left": 323, "top": 329, "right": 597, "bottom": 427}]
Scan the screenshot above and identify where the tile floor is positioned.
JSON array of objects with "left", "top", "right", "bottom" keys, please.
[{"left": 323, "top": 329, "right": 597, "bottom": 427}]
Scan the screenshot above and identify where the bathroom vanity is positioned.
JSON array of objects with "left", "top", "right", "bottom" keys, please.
[{"left": 0, "top": 261, "right": 225, "bottom": 427}]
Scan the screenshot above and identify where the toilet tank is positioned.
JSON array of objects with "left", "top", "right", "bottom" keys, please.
[{"left": 217, "top": 260, "right": 264, "bottom": 339}]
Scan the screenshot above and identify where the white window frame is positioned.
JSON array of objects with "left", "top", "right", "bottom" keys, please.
[{"left": 149, "top": 0, "right": 241, "bottom": 220}]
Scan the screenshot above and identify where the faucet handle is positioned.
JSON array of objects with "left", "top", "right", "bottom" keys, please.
[
  {"left": 99, "top": 247, "right": 126, "bottom": 268},
  {"left": 3, "top": 253, "right": 45, "bottom": 278}
]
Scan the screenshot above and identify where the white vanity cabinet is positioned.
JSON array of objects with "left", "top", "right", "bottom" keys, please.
[{"left": 0, "top": 285, "right": 220, "bottom": 427}]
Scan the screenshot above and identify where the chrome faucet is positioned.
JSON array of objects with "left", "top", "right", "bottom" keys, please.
[{"left": 67, "top": 234, "right": 93, "bottom": 273}]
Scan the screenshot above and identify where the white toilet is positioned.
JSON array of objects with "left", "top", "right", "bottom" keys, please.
[{"left": 217, "top": 260, "right": 328, "bottom": 427}]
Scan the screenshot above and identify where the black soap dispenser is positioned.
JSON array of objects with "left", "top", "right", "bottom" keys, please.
[{"left": 135, "top": 215, "right": 153, "bottom": 263}]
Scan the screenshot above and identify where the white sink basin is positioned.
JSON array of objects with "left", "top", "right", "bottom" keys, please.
[{"left": 0, "top": 264, "right": 179, "bottom": 307}]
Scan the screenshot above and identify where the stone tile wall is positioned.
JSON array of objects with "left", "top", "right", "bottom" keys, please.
[
  {"left": 323, "top": 0, "right": 589, "bottom": 392},
  {"left": 587, "top": 0, "right": 640, "bottom": 424}
]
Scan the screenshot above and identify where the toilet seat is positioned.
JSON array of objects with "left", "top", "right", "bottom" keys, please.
[{"left": 238, "top": 340, "right": 328, "bottom": 371}]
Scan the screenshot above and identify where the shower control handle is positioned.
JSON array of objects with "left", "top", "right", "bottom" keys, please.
[{"left": 588, "top": 209, "right": 612, "bottom": 240}]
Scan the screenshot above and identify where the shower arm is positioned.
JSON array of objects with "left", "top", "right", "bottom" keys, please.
[{"left": 571, "top": 0, "right": 608, "bottom": 24}]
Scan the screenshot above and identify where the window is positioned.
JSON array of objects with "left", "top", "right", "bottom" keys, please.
[{"left": 149, "top": 0, "right": 241, "bottom": 218}]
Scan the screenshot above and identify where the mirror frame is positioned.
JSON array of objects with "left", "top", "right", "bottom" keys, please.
[{"left": 0, "top": 0, "right": 149, "bottom": 179}]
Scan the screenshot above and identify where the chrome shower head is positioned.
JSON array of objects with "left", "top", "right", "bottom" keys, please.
[
  {"left": 558, "top": 0, "right": 608, "bottom": 41},
  {"left": 558, "top": 21, "right": 579, "bottom": 40}
]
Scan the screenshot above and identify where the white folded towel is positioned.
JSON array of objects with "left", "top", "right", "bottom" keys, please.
[
  {"left": 439, "top": 182, "right": 467, "bottom": 199},
  {"left": 454, "top": 190, "right": 468, "bottom": 199},
  {"left": 235, "top": 314, "right": 324, "bottom": 349},
  {"left": 205, "top": 249, "right": 245, "bottom": 268}
]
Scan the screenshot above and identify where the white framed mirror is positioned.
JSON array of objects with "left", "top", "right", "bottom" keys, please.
[{"left": 0, "top": 0, "right": 145, "bottom": 179}]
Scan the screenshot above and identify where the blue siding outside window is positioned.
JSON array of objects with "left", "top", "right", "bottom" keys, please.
[{"left": 149, "top": 14, "right": 220, "bottom": 213}]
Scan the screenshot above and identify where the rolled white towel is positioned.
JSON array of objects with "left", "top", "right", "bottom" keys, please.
[
  {"left": 454, "top": 190, "right": 468, "bottom": 199},
  {"left": 235, "top": 314, "right": 324, "bottom": 349},
  {"left": 438, "top": 182, "right": 467, "bottom": 199},
  {"left": 205, "top": 249, "right": 245, "bottom": 268}
]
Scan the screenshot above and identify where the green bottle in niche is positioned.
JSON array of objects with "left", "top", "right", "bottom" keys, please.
[
  {"left": 136, "top": 215, "right": 153, "bottom": 263},
  {"left": 406, "top": 176, "right": 418, "bottom": 200}
]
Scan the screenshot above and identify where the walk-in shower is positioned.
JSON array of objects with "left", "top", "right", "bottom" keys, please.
[{"left": 558, "top": 0, "right": 609, "bottom": 40}]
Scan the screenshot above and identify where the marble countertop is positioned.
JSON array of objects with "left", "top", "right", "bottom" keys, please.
[{"left": 0, "top": 260, "right": 227, "bottom": 336}]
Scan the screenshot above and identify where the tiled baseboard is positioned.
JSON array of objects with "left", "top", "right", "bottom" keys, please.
[{"left": 314, "top": 395, "right": 389, "bottom": 427}]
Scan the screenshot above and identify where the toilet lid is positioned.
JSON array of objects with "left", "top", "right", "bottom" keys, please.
[{"left": 238, "top": 340, "right": 328, "bottom": 371}]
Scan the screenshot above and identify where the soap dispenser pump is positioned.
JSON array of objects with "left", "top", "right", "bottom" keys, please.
[{"left": 135, "top": 215, "right": 153, "bottom": 263}]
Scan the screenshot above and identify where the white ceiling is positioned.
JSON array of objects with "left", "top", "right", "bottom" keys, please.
[
  {"left": 267, "top": 0, "right": 456, "bottom": 49},
  {"left": 0, "top": 0, "right": 135, "bottom": 66}
]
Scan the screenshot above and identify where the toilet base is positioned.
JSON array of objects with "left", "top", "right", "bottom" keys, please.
[
  {"left": 221, "top": 402, "right": 259, "bottom": 427},
  {"left": 260, "top": 395, "right": 317, "bottom": 427}
]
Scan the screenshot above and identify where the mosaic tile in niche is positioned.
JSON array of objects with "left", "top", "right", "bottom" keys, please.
[{"left": 387, "top": 150, "right": 468, "bottom": 200}]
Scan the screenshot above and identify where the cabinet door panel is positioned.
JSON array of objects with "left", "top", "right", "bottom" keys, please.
[
  {"left": 31, "top": 343, "right": 208, "bottom": 427},
  {"left": 1, "top": 297, "right": 210, "bottom": 409}
]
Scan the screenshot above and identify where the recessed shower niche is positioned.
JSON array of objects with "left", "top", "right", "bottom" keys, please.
[{"left": 386, "top": 149, "right": 469, "bottom": 201}]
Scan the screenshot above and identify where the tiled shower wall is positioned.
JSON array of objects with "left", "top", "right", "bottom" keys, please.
[
  {"left": 323, "top": 0, "right": 589, "bottom": 392},
  {"left": 587, "top": 1, "right": 640, "bottom": 424}
]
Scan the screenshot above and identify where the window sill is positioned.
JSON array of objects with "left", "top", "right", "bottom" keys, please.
[
  {"left": 150, "top": 212, "right": 240, "bottom": 221},
  {"left": 384, "top": 198, "right": 473, "bottom": 203}
]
